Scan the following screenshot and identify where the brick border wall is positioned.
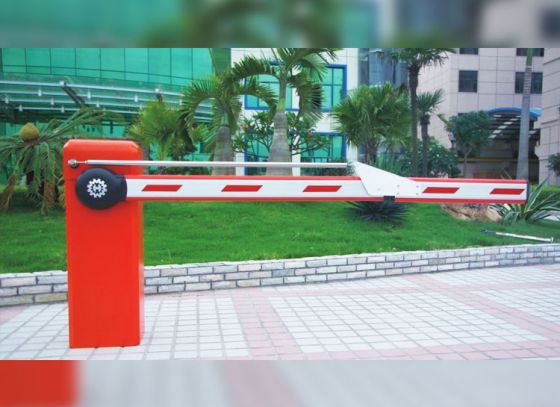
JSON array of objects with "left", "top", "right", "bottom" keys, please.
[{"left": 1, "top": 244, "right": 559, "bottom": 306}]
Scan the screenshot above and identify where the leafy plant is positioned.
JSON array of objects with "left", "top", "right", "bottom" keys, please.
[
  {"left": 548, "top": 153, "right": 560, "bottom": 175},
  {"left": 418, "top": 89, "right": 446, "bottom": 176},
  {"left": 445, "top": 111, "right": 493, "bottom": 176},
  {"left": 0, "top": 108, "right": 108, "bottom": 213},
  {"left": 400, "top": 137, "right": 459, "bottom": 177},
  {"left": 331, "top": 83, "right": 410, "bottom": 165},
  {"left": 493, "top": 180, "right": 560, "bottom": 224},
  {"left": 348, "top": 201, "right": 409, "bottom": 224}
]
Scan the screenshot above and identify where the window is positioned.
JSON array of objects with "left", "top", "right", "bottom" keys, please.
[
  {"left": 459, "top": 48, "right": 478, "bottom": 55},
  {"left": 458, "top": 70, "right": 478, "bottom": 92},
  {"left": 516, "top": 48, "right": 545, "bottom": 57},
  {"left": 245, "top": 74, "right": 291, "bottom": 109},
  {"left": 515, "top": 72, "right": 543, "bottom": 94}
]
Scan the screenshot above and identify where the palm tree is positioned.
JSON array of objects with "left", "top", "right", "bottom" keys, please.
[
  {"left": 228, "top": 48, "right": 339, "bottom": 175},
  {"left": 517, "top": 48, "right": 533, "bottom": 180},
  {"left": 331, "top": 83, "right": 410, "bottom": 165},
  {"left": 180, "top": 56, "right": 276, "bottom": 175},
  {"left": 0, "top": 108, "right": 108, "bottom": 212},
  {"left": 417, "top": 89, "right": 445, "bottom": 176},
  {"left": 127, "top": 100, "right": 195, "bottom": 164},
  {"left": 383, "top": 48, "right": 454, "bottom": 176}
]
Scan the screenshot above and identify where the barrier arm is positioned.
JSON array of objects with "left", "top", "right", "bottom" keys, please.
[{"left": 63, "top": 139, "right": 528, "bottom": 348}]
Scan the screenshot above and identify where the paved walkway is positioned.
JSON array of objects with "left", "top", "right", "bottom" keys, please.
[{"left": 1, "top": 264, "right": 559, "bottom": 360}]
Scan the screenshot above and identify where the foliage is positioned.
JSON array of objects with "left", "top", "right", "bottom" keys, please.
[
  {"left": 348, "top": 200, "right": 409, "bottom": 224},
  {"left": 0, "top": 108, "right": 108, "bottom": 213},
  {"left": 233, "top": 111, "right": 327, "bottom": 156},
  {"left": 127, "top": 100, "right": 195, "bottom": 163},
  {"left": 417, "top": 89, "right": 445, "bottom": 120},
  {"left": 548, "top": 153, "right": 560, "bottom": 175},
  {"left": 445, "top": 111, "right": 493, "bottom": 176},
  {"left": 381, "top": 48, "right": 454, "bottom": 176},
  {"left": 375, "top": 154, "right": 407, "bottom": 176},
  {"left": 400, "top": 137, "right": 459, "bottom": 177},
  {"left": 331, "top": 83, "right": 410, "bottom": 165},
  {"left": 494, "top": 181, "right": 560, "bottom": 224}
]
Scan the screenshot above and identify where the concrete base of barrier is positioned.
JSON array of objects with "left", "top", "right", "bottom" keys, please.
[{"left": 1, "top": 243, "right": 559, "bottom": 306}]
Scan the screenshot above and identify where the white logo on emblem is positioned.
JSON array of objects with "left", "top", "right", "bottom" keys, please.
[{"left": 86, "top": 178, "right": 108, "bottom": 199}]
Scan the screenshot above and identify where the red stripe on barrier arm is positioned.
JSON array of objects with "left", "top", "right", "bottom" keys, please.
[
  {"left": 422, "top": 186, "right": 459, "bottom": 194},
  {"left": 222, "top": 185, "right": 263, "bottom": 192},
  {"left": 303, "top": 185, "right": 342, "bottom": 192},
  {"left": 142, "top": 184, "right": 182, "bottom": 192},
  {"left": 490, "top": 188, "right": 525, "bottom": 195}
]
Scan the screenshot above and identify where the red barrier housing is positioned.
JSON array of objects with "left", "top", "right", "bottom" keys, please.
[{"left": 63, "top": 139, "right": 143, "bottom": 348}]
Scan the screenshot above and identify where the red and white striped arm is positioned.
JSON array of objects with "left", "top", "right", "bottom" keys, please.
[{"left": 124, "top": 163, "right": 528, "bottom": 204}]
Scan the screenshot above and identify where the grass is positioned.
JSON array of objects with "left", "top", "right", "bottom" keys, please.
[{"left": 1, "top": 189, "right": 559, "bottom": 273}]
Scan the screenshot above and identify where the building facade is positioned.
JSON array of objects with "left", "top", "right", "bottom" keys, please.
[
  {"left": 418, "top": 48, "right": 547, "bottom": 182},
  {"left": 536, "top": 48, "right": 560, "bottom": 186}
]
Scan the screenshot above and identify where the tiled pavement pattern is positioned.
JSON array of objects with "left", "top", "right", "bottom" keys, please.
[{"left": 0, "top": 264, "right": 559, "bottom": 360}]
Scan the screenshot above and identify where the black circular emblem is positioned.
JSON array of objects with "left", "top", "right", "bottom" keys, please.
[{"left": 75, "top": 168, "right": 127, "bottom": 210}]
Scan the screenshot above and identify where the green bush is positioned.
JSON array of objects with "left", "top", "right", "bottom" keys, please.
[
  {"left": 494, "top": 181, "right": 560, "bottom": 224},
  {"left": 348, "top": 200, "right": 409, "bottom": 224},
  {"left": 400, "top": 137, "right": 459, "bottom": 177},
  {"left": 548, "top": 154, "right": 560, "bottom": 175}
]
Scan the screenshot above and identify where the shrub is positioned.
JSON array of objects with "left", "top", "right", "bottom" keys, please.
[
  {"left": 400, "top": 137, "right": 459, "bottom": 177},
  {"left": 493, "top": 180, "right": 560, "bottom": 224},
  {"left": 348, "top": 201, "right": 409, "bottom": 224},
  {"left": 548, "top": 153, "right": 560, "bottom": 175}
]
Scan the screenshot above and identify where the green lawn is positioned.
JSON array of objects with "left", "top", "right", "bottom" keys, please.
[{"left": 1, "top": 190, "right": 559, "bottom": 273}]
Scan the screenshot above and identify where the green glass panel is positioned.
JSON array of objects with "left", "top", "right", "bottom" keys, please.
[
  {"left": 192, "top": 48, "right": 212, "bottom": 78},
  {"left": 101, "top": 70, "right": 125, "bottom": 80},
  {"left": 51, "top": 48, "right": 76, "bottom": 68},
  {"left": 100, "top": 48, "right": 125, "bottom": 72},
  {"left": 3, "top": 66, "right": 26, "bottom": 73},
  {"left": 171, "top": 48, "right": 188, "bottom": 79},
  {"left": 333, "top": 67, "right": 344, "bottom": 85},
  {"left": 333, "top": 85, "right": 344, "bottom": 106},
  {"left": 246, "top": 95, "right": 259, "bottom": 107},
  {"left": 25, "top": 48, "right": 51, "bottom": 67},
  {"left": 2, "top": 48, "right": 26, "bottom": 66},
  {"left": 172, "top": 77, "right": 189, "bottom": 86},
  {"left": 322, "top": 67, "right": 334, "bottom": 85},
  {"left": 27, "top": 66, "right": 51, "bottom": 74},
  {"left": 76, "top": 68, "right": 100, "bottom": 78},
  {"left": 125, "top": 48, "right": 148, "bottom": 74},
  {"left": 148, "top": 74, "right": 171, "bottom": 85},
  {"left": 52, "top": 67, "right": 77, "bottom": 76},
  {"left": 76, "top": 49, "right": 100, "bottom": 70},
  {"left": 126, "top": 72, "right": 149, "bottom": 83},
  {"left": 322, "top": 86, "right": 332, "bottom": 109},
  {"left": 148, "top": 48, "right": 171, "bottom": 76}
]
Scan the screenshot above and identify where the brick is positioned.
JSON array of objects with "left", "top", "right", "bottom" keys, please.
[
  {"left": 411, "top": 260, "right": 429, "bottom": 267},
  {"left": 421, "top": 252, "right": 439, "bottom": 259},
  {"left": 144, "top": 286, "right": 158, "bottom": 295},
  {"left": 249, "top": 271, "right": 272, "bottom": 279},
  {"left": 214, "top": 265, "right": 237, "bottom": 273},
  {"left": 327, "top": 258, "right": 347, "bottom": 266},
  {"left": 421, "top": 266, "right": 438, "bottom": 272},
  {"left": 445, "top": 257, "right": 461, "bottom": 264},
  {"left": 437, "top": 264, "right": 454, "bottom": 271},
  {"left": 212, "top": 281, "right": 236, "bottom": 289},
  {"left": 144, "top": 269, "right": 160, "bottom": 278},
  {"left": 272, "top": 269, "right": 294, "bottom": 277},
  {"left": 0, "top": 288, "right": 17, "bottom": 297},
  {"left": 327, "top": 273, "right": 347, "bottom": 281},
  {"left": 356, "top": 264, "right": 376, "bottom": 271},
  {"left": 484, "top": 261, "right": 500, "bottom": 267},
  {"left": 262, "top": 262, "right": 285, "bottom": 271},
  {"left": 337, "top": 265, "right": 356, "bottom": 272},
  {"left": 453, "top": 263, "right": 469, "bottom": 270},
  {"left": 161, "top": 268, "right": 188, "bottom": 277},
  {"left": 437, "top": 251, "right": 455, "bottom": 258},
  {"left": 145, "top": 277, "right": 172, "bottom": 285},
  {"left": 375, "top": 262, "right": 394, "bottom": 269},
  {"left": 295, "top": 268, "right": 315, "bottom": 276},
  {"left": 346, "top": 271, "right": 366, "bottom": 280},
  {"left": 35, "top": 293, "right": 67, "bottom": 303},
  {"left": 403, "top": 267, "right": 420, "bottom": 274},
  {"left": 385, "top": 268, "right": 403, "bottom": 276},
  {"left": 306, "top": 275, "right": 327, "bottom": 283},
  {"left": 394, "top": 261, "right": 412, "bottom": 268},
  {"left": 1, "top": 277, "right": 36, "bottom": 287},
  {"left": 403, "top": 253, "right": 422, "bottom": 261},
  {"left": 238, "top": 263, "right": 262, "bottom": 272},
  {"left": 386, "top": 254, "right": 404, "bottom": 262},
  {"left": 367, "top": 256, "right": 385, "bottom": 263},
  {"left": 200, "top": 274, "right": 224, "bottom": 282},
  {"left": 514, "top": 247, "right": 528, "bottom": 253},
  {"left": 19, "top": 285, "right": 51, "bottom": 295},
  {"left": 366, "top": 270, "right": 385, "bottom": 278},
  {"left": 174, "top": 276, "right": 199, "bottom": 284},
  {"left": 261, "top": 278, "right": 284, "bottom": 286},
  {"left": 237, "top": 279, "right": 260, "bottom": 288},
  {"left": 284, "top": 276, "right": 305, "bottom": 284},
  {"left": 469, "top": 262, "right": 485, "bottom": 269},
  {"left": 187, "top": 266, "right": 213, "bottom": 275},
  {"left": 316, "top": 266, "right": 337, "bottom": 274},
  {"left": 37, "top": 275, "right": 67, "bottom": 285},
  {"left": 186, "top": 283, "right": 211, "bottom": 291},
  {"left": 158, "top": 284, "right": 184, "bottom": 293},
  {"left": 306, "top": 259, "right": 327, "bottom": 267},
  {"left": 285, "top": 261, "right": 306, "bottom": 269},
  {"left": 225, "top": 272, "right": 249, "bottom": 280},
  {"left": 348, "top": 257, "right": 367, "bottom": 265},
  {"left": 0, "top": 295, "right": 34, "bottom": 306}
]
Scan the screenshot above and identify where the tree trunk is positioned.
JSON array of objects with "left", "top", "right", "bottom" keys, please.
[
  {"left": 267, "top": 111, "right": 291, "bottom": 175},
  {"left": 463, "top": 151, "right": 468, "bottom": 177},
  {"left": 409, "top": 65, "right": 420, "bottom": 177},
  {"left": 212, "top": 125, "right": 234, "bottom": 175},
  {"left": 517, "top": 48, "right": 533, "bottom": 180},
  {"left": 420, "top": 115, "right": 430, "bottom": 176}
]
